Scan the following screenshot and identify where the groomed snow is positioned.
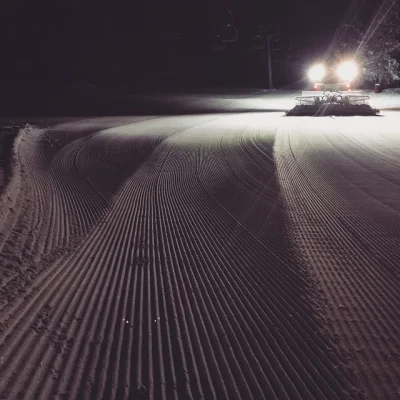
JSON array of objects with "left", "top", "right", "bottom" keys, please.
[{"left": 0, "top": 91, "right": 400, "bottom": 399}]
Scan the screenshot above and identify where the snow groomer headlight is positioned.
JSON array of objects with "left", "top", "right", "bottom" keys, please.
[
  {"left": 337, "top": 61, "right": 358, "bottom": 81},
  {"left": 308, "top": 64, "right": 326, "bottom": 82}
]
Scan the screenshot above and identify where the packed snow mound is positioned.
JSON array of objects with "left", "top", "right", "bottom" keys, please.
[
  {"left": 382, "top": 88, "right": 400, "bottom": 94},
  {"left": 369, "top": 90, "right": 400, "bottom": 109}
]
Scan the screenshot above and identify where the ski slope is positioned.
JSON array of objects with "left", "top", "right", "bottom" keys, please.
[{"left": 0, "top": 91, "right": 400, "bottom": 399}]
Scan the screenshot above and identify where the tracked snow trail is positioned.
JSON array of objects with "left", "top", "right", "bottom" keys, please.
[
  {"left": 1, "top": 105, "right": 399, "bottom": 399},
  {"left": 276, "top": 115, "right": 400, "bottom": 400}
]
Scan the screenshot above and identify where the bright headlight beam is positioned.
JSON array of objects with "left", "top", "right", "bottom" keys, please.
[
  {"left": 308, "top": 64, "right": 326, "bottom": 82},
  {"left": 337, "top": 61, "right": 357, "bottom": 81}
]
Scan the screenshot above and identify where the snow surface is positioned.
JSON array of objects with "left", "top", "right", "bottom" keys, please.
[
  {"left": 1, "top": 90, "right": 400, "bottom": 399},
  {"left": 369, "top": 89, "right": 400, "bottom": 109}
]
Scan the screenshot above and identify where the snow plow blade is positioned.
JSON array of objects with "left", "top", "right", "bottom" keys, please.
[
  {"left": 286, "top": 92, "right": 380, "bottom": 116},
  {"left": 286, "top": 103, "right": 380, "bottom": 116}
]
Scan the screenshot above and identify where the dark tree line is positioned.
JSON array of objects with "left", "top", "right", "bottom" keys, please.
[{"left": 334, "top": 0, "right": 400, "bottom": 85}]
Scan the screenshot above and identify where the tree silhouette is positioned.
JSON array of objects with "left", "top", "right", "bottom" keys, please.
[{"left": 337, "top": 0, "right": 400, "bottom": 84}]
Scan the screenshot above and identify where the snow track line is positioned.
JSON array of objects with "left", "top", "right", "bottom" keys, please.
[
  {"left": 0, "top": 119, "right": 163, "bottom": 394},
  {"left": 165, "top": 147, "right": 295, "bottom": 399},
  {"left": 298, "top": 128, "right": 400, "bottom": 282},
  {"left": 315, "top": 130, "right": 400, "bottom": 277},
  {"left": 191, "top": 130, "right": 356, "bottom": 397},
  {"left": 0, "top": 114, "right": 233, "bottom": 397},
  {"left": 276, "top": 121, "right": 400, "bottom": 399},
  {"left": 4, "top": 112, "right": 399, "bottom": 399}
]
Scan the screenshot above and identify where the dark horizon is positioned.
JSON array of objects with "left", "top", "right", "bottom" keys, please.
[{"left": 0, "top": 0, "right": 383, "bottom": 88}]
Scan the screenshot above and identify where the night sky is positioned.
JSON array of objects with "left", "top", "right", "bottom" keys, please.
[
  {"left": 11, "top": 0, "right": 352, "bottom": 39},
  {"left": 0, "top": 0, "right": 380, "bottom": 87}
]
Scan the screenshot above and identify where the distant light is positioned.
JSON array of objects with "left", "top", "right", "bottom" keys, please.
[
  {"left": 337, "top": 61, "right": 357, "bottom": 81},
  {"left": 308, "top": 64, "right": 326, "bottom": 82}
]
